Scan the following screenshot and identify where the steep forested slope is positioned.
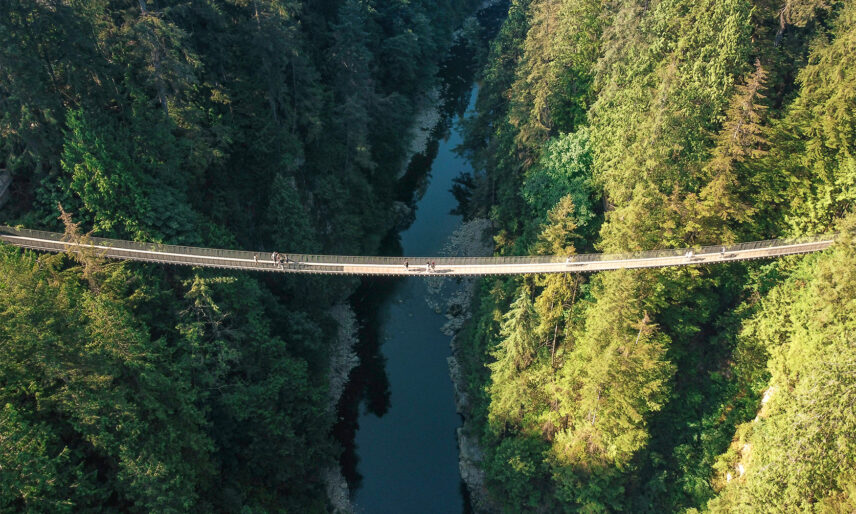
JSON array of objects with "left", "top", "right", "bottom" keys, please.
[
  {"left": 709, "top": 218, "right": 856, "bottom": 512},
  {"left": 0, "top": 0, "right": 479, "bottom": 510},
  {"left": 455, "top": 0, "right": 855, "bottom": 511}
]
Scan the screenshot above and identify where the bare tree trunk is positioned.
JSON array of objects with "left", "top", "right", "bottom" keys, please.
[
  {"left": 775, "top": 5, "right": 787, "bottom": 47},
  {"left": 631, "top": 310, "right": 651, "bottom": 355},
  {"left": 268, "top": 92, "right": 278, "bottom": 124},
  {"left": 291, "top": 61, "right": 298, "bottom": 135},
  {"left": 550, "top": 322, "right": 559, "bottom": 368},
  {"left": 253, "top": 0, "right": 262, "bottom": 31},
  {"left": 153, "top": 52, "right": 170, "bottom": 117}
]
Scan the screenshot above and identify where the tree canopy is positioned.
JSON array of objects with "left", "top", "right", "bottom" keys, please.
[
  {"left": 0, "top": 0, "right": 482, "bottom": 509},
  {"left": 454, "top": 0, "right": 856, "bottom": 510}
]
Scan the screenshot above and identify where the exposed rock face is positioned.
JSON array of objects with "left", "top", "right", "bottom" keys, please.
[
  {"left": 325, "top": 304, "right": 359, "bottom": 513},
  {"left": 449, "top": 335, "right": 499, "bottom": 513},
  {"left": 430, "top": 217, "right": 497, "bottom": 512},
  {"left": 327, "top": 304, "right": 360, "bottom": 411},
  {"left": 324, "top": 466, "right": 354, "bottom": 514},
  {"left": 458, "top": 427, "right": 493, "bottom": 513},
  {"left": 447, "top": 353, "right": 470, "bottom": 413},
  {"left": 391, "top": 201, "right": 416, "bottom": 233},
  {"left": 0, "top": 171, "right": 11, "bottom": 208},
  {"left": 398, "top": 88, "right": 441, "bottom": 179}
]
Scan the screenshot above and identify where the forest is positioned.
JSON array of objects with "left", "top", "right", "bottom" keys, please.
[
  {"left": 0, "top": 0, "right": 481, "bottom": 510},
  {"left": 453, "top": 0, "right": 856, "bottom": 511},
  {"left": 2, "top": 0, "right": 855, "bottom": 512}
]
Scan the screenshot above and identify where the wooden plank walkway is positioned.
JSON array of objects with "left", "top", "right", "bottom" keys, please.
[{"left": 0, "top": 226, "right": 835, "bottom": 277}]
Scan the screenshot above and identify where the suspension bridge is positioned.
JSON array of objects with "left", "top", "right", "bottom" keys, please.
[{"left": 0, "top": 226, "right": 835, "bottom": 276}]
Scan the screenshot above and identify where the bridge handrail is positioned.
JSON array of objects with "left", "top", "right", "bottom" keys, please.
[{"left": 0, "top": 225, "right": 836, "bottom": 268}]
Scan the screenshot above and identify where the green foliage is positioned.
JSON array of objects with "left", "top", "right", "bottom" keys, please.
[
  {"left": 508, "top": 0, "right": 603, "bottom": 151},
  {"left": 457, "top": 0, "right": 856, "bottom": 511},
  {"left": 553, "top": 271, "right": 673, "bottom": 469},
  {"left": 0, "top": 404, "right": 80, "bottom": 513},
  {"left": 484, "top": 435, "right": 551, "bottom": 510},
  {"left": 709, "top": 224, "right": 856, "bottom": 511},
  {"left": 0, "top": 248, "right": 213, "bottom": 511},
  {"left": 487, "top": 284, "right": 541, "bottom": 427},
  {"left": 266, "top": 173, "right": 320, "bottom": 253},
  {"left": 534, "top": 195, "right": 579, "bottom": 257},
  {"left": 0, "top": 0, "right": 483, "bottom": 510},
  {"left": 753, "top": 1, "right": 856, "bottom": 235},
  {"left": 59, "top": 109, "right": 152, "bottom": 237},
  {"left": 523, "top": 128, "right": 598, "bottom": 242},
  {"left": 591, "top": 0, "right": 755, "bottom": 249},
  {"left": 688, "top": 60, "right": 768, "bottom": 243}
]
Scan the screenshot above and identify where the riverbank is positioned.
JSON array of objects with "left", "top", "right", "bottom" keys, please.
[
  {"left": 330, "top": 4, "right": 509, "bottom": 511},
  {"left": 449, "top": 333, "right": 495, "bottom": 513},
  {"left": 429, "top": 218, "right": 499, "bottom": 513}
]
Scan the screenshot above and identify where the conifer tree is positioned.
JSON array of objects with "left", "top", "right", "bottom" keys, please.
[
  {"left": 691, "top": 59, "right": 769, "bottom": 242},
  {"left": 266, "top": 173, "right": 320, "bottom": 253},
  {"left": 755, "top": 0, "right": 856, "bottom": 234},
  {"left": 487, "top": 284, "right": 541, "bottom": 427},
  {"left": 535, "top": 194, "right": 578, "bottom": 256},
  {"left": 330, "top": 0, "right": 377, "bottom": 174}
]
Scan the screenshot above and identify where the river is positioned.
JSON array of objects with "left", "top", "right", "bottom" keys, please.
[
  {"left": 333, "top": 5, "right": 507, "bottom": 511},
  {"left": 350, "top": 87, "right": 477, "bottom": 513}
]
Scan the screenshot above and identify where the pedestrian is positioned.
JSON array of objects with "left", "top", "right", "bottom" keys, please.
[
  {"left": 431, "top": 261, "right": 436, "bottom": 270},
  {"left": 271, "top": 251, "right": 278, "bottom": 263},
  {"left": 405, "top": 260, "right": 409, "bottom": 270},
  {"left": 426, "top": 261, "right": 431, "bottom": 272},
  {"left": 720, "top": 247, "right": 726, "bottom": 257},
  {"left": 254, "top": 253, "right": 258, "bottom": 264}
]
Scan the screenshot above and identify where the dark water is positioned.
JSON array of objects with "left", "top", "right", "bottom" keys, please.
[
  {"left": 350, "top": 88, "right": 477, "bottom": 513},
  {"left": 333, "top": 5, "right": 508, "bottom": 512}
]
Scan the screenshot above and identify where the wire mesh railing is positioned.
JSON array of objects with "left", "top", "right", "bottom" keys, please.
[{"left": 0, "top": 225, "right": 837, "bottom": 275}]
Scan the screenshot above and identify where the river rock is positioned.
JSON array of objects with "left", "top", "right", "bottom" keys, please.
[
  {"left": 327, "top": 304, "right": 360, "bottom": 411},
  {"left": 324, "top": 305, "right": 358, "bottom": 512},
  {"left": 324, "top": 466, "right": 354, "bottom": 514},
  {"left": 457, "top": 427, "right": 498, "bottom": 513},
  {"left": 447, "top": 354, "right": 470, "bottom": 413},
  {"left": 390, "top": 201, "right": 416, "bottom": 232},
  {"left": 448, "top": 333, "right": 501, "bottom": 513},
  {"left": 397, "top": 87, "right": 441, "bottom": 179}
]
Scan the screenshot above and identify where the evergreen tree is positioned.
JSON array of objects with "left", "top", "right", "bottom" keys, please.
[
  {"left": 709, "top": 217, "right": 856, "bottom": 511},
  {"left": 692, "top": 59, "right": 769, "bottom": 243},
  {"left": 487, "top": 284, "right": 541, "bottom": 427},
  {"left": 265, "top": 173, "right": 319, "bottom": 253},
  {"left": 330, "top": 0, "right": 377, "bottom": 174},
  {"left": 754, "top": 0, "right": 856, "bottom": 234}
]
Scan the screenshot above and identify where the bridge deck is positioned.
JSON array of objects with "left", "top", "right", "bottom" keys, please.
[{"left": 0, "top": 226, "right": 835, "bottom": 276}]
